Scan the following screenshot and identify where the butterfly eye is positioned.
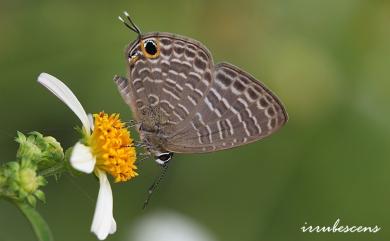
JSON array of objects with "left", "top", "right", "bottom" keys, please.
[{"left": 141, "top": 39, "right": 160, "bottom": 58}]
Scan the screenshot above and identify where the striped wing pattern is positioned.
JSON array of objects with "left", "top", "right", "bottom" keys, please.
[
  {"left": 124, "top": 33, "right": 214, "bottom": 134},
  {"left": 116, "top": 32, "right": 287, "bottom": 153},
  {"left": 165, "top": 63, "right": 287, "bottom": 153}
]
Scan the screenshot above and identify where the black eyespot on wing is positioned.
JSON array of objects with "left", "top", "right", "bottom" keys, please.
[
  {"left": 157, "top": 152, "right": 173, "bottom": 162},
  {"left": 145, "top": 41, "right": 157, "bottom": 55}
]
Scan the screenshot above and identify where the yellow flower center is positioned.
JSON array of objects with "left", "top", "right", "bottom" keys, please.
[{"left": 88, "top": 112, "right": 137, "bottom": 182}]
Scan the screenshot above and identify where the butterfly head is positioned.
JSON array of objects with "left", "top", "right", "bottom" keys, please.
[{"left": 118, "top": 12, "right": 162, "bottom": 65}]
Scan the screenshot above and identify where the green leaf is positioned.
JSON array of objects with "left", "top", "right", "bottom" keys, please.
[
  {"left": 34, "top": 190, "right": 46, "bottom": 203},
  {"left": 27, "top": 195, "right": 37, "bottom": 207},
  {"left": 14, "top": 201, "right": 54, "bottom": 241}
]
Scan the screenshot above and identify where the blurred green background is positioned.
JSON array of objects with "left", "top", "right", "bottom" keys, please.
[{"left": 1, "top": 0, "right": 390, "bottom": 241}]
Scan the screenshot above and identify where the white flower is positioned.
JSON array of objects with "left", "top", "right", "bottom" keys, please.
[
  {"left": 129, "top": 210, "right": 218, "bottom": 241},
  {"left": 38, "top": 73, "right": 137, "bottom": 240}
]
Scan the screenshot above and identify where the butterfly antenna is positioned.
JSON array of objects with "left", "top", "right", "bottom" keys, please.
[
  {"left": 124, "top": 11, "right": 141, "bottom": 34},
  {"left": 118, "top": 16, "right": 137, "bottom": 32},
  {"left": 118, "top": 11, "right": 142, "bottom": 38},
  {"left": 142, "top": 163, "right": 170, "bottom": 209}
]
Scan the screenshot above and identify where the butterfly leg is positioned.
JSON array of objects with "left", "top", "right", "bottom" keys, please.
[
  {"left": 133, "top": 140, "right": 147, "bottom": 148},
  {"left": 125, "top": 119, "right": 139, "bottom": 128},
  {"left": 135, "top": 155, "right": 151, "bottom": 166},
  {"left": 134, "top": 144, "right": 152, "bottom": 166}
]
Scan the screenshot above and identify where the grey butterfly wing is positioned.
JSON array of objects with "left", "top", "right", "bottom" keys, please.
[
  {"left": 115, "top": 75, "right": 142, "bottom": 122},
  {"left": 116, "top": 32, "right": 214, "bottom": 134},
  {"left": 164, "top": 62, "right": 288, "bottom": 153}
]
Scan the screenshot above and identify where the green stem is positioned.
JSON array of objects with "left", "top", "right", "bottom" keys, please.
[
  {"left": 39, "top": 161, "right": 65, "bottom": 177},
  {"left": 14, "top": 200, "right": 54, "bottom": 241}
]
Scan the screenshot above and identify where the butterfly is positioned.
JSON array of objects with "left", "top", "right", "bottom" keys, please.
[{"left": 115, "top": 12, "right": 288, "bottom": 206}]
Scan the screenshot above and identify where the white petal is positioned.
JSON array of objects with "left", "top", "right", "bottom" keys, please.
[
  {"left": 91, "top": 170, "right": 116, "bottom": 240},
  {"left": 110, "top": 218, "right": 117, "bottom": 234},
  {"left": 38, "top": 73, "right": 91, "bottom": 134},
  {"left": 70, "top": 142, "right": 96, "bottom": 173},
  {"left": 130, "top": 210, "right": 217, "bottom": 241},
  {"left": 88, "top": 113, "right": 95, "bottom": 131}
]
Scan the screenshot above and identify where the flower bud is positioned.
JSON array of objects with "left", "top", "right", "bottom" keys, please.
[
  {"left": 0, "top": 160, "right": 47, "bottom": 206},
  {"left": 15, "top": 132, "right": 64, "bottom": 170},
  {"left": 20, "top": 169, "right": 39, "bottom": 193},
  {"left": 42, "top": 136, "right": 64, "bottom": 167},
  {"left": 15, "top": 132, "right": 42, "bottom": 162}
]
